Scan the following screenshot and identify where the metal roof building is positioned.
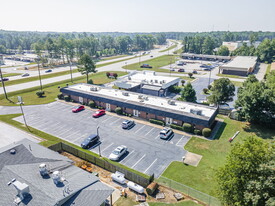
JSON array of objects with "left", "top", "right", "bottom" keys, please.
[
  {"left": 0, "top": 139, "right": 114, "bottom": 206},
  {"left": 219, "top": 56, "right": 257, "bottom": 76}
]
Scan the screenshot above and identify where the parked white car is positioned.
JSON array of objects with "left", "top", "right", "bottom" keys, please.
[
  {"left": 109, "top": 145, "right": 127, "bottom": 161},
  {"left": 159, "top": 127, "right": 174, "bottom": 140}
]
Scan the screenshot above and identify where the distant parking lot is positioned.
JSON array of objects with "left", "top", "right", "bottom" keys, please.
[{"left": 14, "top": 102, "right": 190, "bottom": 177}]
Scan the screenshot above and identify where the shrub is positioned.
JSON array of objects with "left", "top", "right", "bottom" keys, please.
[
  {"left": 188, "top": 73, "right": 193, "bottom": 78},
  {"left": 115, "top": 107, "right": 122, "bottom": 115},
  {"left": 113, "top": 73, "right": 118, "bottom": 79},
  {"left": 36, "top": 91, "right": 45, "bottom": 98},
  {"left": 194, "top": 129, "right": 202, "bottom": 135},
  {"left": 203, "top": 88, "right": 208, "bottom": 94},
  {"left": 87, "top": 79, "right": 93, "bottom": 84},
  {"left": 146, "top": 182, "right": 158, "bottom": 195},
  {"left": 208, "top": 85, "right": 212, "bottom": 90},
  {"left": 168, "top": 85, "right": 181, "bottom": 94},
  {"left": 170, "top": 124, "right": 184, "bottom": 131},
  {"left": 181, "top": 79, "right": 185, "bottom": 86},
  {"left": 106, "top": 72, "right": 110, "bottom": 78},
  {"left": 202, "top": 128, "right": 212, "bottom": 137},
  {"left": 183, "top": 123, "right": 193, "bottom": 133},
  {"left": 149, "top": 119, "right": 165, "bottom": 126},
  {"left": 57, "top": 93, "right": 64, "bottom": 100},
  {"left": 88, "top": 101, "right": 95, "bottom": 108},
  {"left": 64, "top": 95, "right": 71, "bottom": 102}
]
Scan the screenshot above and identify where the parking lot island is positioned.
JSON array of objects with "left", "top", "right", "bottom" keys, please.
[{"left": 60, "top": 83, "right": 218, "bottom": 130}]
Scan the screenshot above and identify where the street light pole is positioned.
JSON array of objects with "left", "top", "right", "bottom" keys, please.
[
  {"left": 97, "top": 126, "right": 101, "bottom": 157},
  {"left": 18, "top": 96, "right": 30, "bottom": 131},
  {"left": 69, "top": 60, "right": 73, "bottom": 83},
  {"left": 208, "top": 69, "right": 212, "bottom": 86},
  {"left": 139, "top": 52, "right": 141, "bottom": 66},
  {"left": 0, "top": 66, "right": 8, "bottom": 100},
  {"left": 125, "top": 62, "right": 128, "bottom": 73},
  {"left": 37, "top": 60, "right": 43, "bottom": 91}
]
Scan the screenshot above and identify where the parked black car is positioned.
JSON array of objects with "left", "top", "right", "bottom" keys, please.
[
  {"left": 81, "top": 134, "right": 99, "bottom": 149},
  {"left": 0, "top": 77, "right": 9, "bottom": 82}
]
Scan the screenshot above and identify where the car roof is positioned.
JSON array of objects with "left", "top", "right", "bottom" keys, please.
[{"left": 87, "top": 134, "right": 97, "bottom": 139}]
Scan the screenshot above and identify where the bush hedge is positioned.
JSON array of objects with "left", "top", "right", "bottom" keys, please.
[
  {"left": 202, "top": 128, "right": 212, "bottom": 137},
  {"left": 170, "top": 124, "right": 184, "bottom": 131},
  {"left": 57, "top": 93, "right": 64, "bottom": 100},
  {"left": 64, "top": 95, "right": 71, "bottom": 102},
  {"left": 115, "top": 107, "right": 122, "bottom": 115},
  {"left": 183, "top": 123, "right": 193, "bottom": 133},
  {"left": 203, "top": 88, "right": 208, "bottom": 94},
  {"left": 88, "top": 100, "right": 95, "bottom": 108},
  {"left": 194, "top": 129, "right": 202, "bottom": 135},
  {"left": 149, "top": 119, "right": 165, "bottom": 126},
  {"left": 146, "top": 182, "right": 159, "bottom": 195},
  {"left": 87, "top": 79, "right": 93, "bottom": 84},
  {"left": 36, "top": 91, "right": 45, "bottom": 98}
]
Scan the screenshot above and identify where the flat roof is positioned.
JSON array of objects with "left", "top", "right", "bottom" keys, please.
[
  {"left": 182, "top": 53, "right": 231, "bottom": 60},
  {"left": 69, "top": 84, "right": 216, "bottom": 118},
  {"left": 221, "top": 56, "right": 257, "bottom": 69},
  {"left": 116, "top": 71, "right": 180, "bottom": 89}
]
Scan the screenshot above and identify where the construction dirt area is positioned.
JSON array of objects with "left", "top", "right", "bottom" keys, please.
[{"left": 61, "top": 152, "right": 203, "bottom": 206}]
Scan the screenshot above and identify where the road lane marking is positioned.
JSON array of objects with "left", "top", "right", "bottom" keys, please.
[
  {"left": 144, "top": 158, "right": 158, "bottom": 174},
  {"left": 155, "top": 135, "right": 159, "bottom": 139},
  {"left": 131, "top": 154, "right": 146, "bottom": 169},
  {"left": 110, "top": 118, "right": 121, "bottom": 125},
  {"left": 135, "top": 125, "right": 145, "bottom": 134},
  {"left": 145, "top": 128, "right": 154, "bottom": 136},
  {"left": 101, "top": 143, "right": 114, "bottom": 153}
]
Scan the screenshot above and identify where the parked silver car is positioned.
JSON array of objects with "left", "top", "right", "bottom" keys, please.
[
  {"left": 159, "top": 127, "right": 174, "bottom": 140},
  {"left": 109, "top": 145, "right": 127, "bottom": 161}
]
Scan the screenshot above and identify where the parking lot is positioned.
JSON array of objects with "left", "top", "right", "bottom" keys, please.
[{"left": 14, "top": 101, "right": 190, "bottom": 177}]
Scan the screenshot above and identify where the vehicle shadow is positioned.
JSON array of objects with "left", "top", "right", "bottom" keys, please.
[{"left": 118, "top": 151, "right": 130, "bottom": 162}]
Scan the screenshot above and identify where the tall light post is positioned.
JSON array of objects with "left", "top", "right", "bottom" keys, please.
[
  {"left": 37, "top": 59, "right": 43, "bottom": 91},
  {"left": 139, "top": 52, "right": 141, "bottom": 66},
  {"left": 97, "top": 126, "right": 101, "bottom": 157},
  {"left": 208, "top": 69, "right": 212, "bottom": 86},
  {"left": 0, "top": 66, "right": 8, "bottom": 100},
  {"left": 69, "top": 60, "right": 73, "bottom": 83},
  {"left": 18, "top": 96, "right": 30, "bottom": 131}
]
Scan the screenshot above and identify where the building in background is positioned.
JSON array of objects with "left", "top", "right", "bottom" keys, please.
[
  {"left": 222, "top": 41, "right": 261, "bottom": 51},
  {"left": 115, "top": 71, "right": 180, "bottom": 97},
  {"left": 219, "top": 56, "right": 257, "bottom": 76},
  {"left": 0, "top": 139, "right": 114, "bottom": 206},
  {"left": 61, "top": 84, "right": 218, "bottom": 129},
  {"left": 181, "top": 53, "right": 231, "bottom": 62}
]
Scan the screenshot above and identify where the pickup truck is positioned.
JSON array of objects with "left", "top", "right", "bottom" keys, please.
[{"left": 140, "top": 64, "right": 152, "bottom": 68}]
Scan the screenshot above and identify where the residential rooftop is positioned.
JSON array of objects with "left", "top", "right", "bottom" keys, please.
[
  {"left": 221, "top": 56, "right": 257, "bottom": 69},
  {"left": 69, "top": 84, "right": 217, "bottom": 118}
]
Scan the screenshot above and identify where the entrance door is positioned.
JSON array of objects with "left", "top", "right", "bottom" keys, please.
[
  {"left": 166, "top": 117, "right": 173, "bottom": 125},
  {"left": 79, "top": 97, "right": 83, "bottom": 104},
  {"left": 133, "top": 110, "right": 139, "bottom": 117},
  {"left": 106, "top": 103, "right": 111, "bottom": 111}
]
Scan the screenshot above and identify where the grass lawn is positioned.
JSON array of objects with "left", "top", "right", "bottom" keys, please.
[
  {"left": 231, "top": 81, "right": 243, "bottom": 87},
  {"left": 2, "top": 73, "right": 21, "bottom": 77},
  {"left": 216, "top": 74, "right": 246, "bottom": 79},
  {"left": 122, "top": 55, "right": 179, "bottom": 72},
  {"left": 265, "top": 64, "right": 271, "bottom": 74},
  {"left": 100, "top": 54, "right": 128, "bottom": 60},
  {"left": 114, "top": 197, "right": 201, "bottom": 206},
  {"left": 0, "top": 71, "right": 127, "bottom": 106},
  {"left": 160, "top": 44, "right": 178, "bottom": 53},
  {"left": 173, "top": 48, "right": 183, "bottom": 54},
  {"left": 161, "top": 115, "right": 275, "bottom": 197}
]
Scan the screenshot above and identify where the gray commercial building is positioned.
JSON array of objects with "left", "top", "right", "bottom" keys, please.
[
  {"left": 181, "top": 53, "right": 231, "bottom": 62},
  {"left": 0, "top": 139, "right": 114, "bottom": 206},
  {"left": 61, "top": 84, "right": 218, "bottom": 129}
]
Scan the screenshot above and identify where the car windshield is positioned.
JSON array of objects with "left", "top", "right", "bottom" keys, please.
[
  {"left": 112, "top": 150, "right": 120, "bottom": 155},
  {"left": 160, "top": 132, "right": 167, "bottom": 135}
]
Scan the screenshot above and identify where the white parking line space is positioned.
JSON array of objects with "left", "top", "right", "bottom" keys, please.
[
  {"left": 134, "top": 125, "right": 146, "bottom": 134},
  {"left": 131, "top": 154, "right": 146, "bottom": 169},
  {"left": 101, "top": 116, "right": 115, "bottom": 123},
  {"left": 109, "top": 118, "right": 122, "bottom": 125},
  {"left": 101, "top": 143, "right": 114, "bottom": 153},
  {"left": 144, "top": 127, "right": 156, "bottom": 137},
  {"left": 144, "top": 158, "right": 158, "bottom": 174}
]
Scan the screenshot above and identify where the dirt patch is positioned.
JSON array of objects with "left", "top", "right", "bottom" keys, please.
[{"left": 61, "top": 152, "right": 205, "bottom": 205}]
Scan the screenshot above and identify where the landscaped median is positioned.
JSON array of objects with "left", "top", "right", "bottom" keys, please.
[
  {"left": 0, "top": 71, "right": 127, "bottom": 106},
  {"left": 0, "top": 113, "right": 151, "bottom": 186},
  {"left": 159, "top": 44, "right": 178, "bottom": 53}
]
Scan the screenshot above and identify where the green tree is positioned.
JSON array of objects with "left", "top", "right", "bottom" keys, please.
[
  {"left": 235, "top": 74, "right": 275, "bottom": 125},
  {"left": 216, "top": 136, "right": 274, "bottom": 206},
  {"left": 208, "top": 78, "right": 235, "bottom": 105},
  {"left": 217, "top": 45, "right": 230, "bottom": 56},
  {"left": 78, "top": 54, "right": 96, "bottom": 83},
  {"left": 181, "top": 82, "right": 196, "bottom": 102},
  {"left": 256, "top": 38, "right": 275, "bottom": 63},
  {"left": 0, "top": 45, "right": 6, "bottom": 54}
]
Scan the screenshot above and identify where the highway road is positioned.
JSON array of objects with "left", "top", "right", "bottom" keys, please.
[{"left": 0, "top": 40, "right": 182, "bottom": 94}]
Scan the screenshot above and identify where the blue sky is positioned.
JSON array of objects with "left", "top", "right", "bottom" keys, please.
[{"left": 0, "top": 0, "right": 274, "bottom": 32}]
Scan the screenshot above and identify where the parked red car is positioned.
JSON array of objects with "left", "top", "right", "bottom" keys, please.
[
  {"left": 92, "top": 109, "right": 106, "bottom": 118},
  {"left": 72, "top": 105, "right": 85, "bottom": 113}
]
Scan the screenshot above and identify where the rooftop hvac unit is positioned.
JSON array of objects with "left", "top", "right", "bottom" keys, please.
[
  {"left": 155, "top": 80, "right": 158, "bottom": 83},
  {"left": 143, "top": 96, "right": 149, "bottom": 100},
  {"left": 90, "top": 87, "right": 98, "bottom": 91},
  {"left": 138, "top": 95, "right": 143, "bottom": 99},
  {"left": 168, "top": 99, "right": 176, "bottom": 105},
  {"left": 52, "top": 171, "right": 64, "bottom": 185},
  {"left": 8, "top": 179, "right": 30, "bottom": 201},
  {"left": 190, "top": 109, "right": 202, "bottom": 115},
  {"left": 128, "top": 76, "right": 131, "bottom": 80},
  {"left": 122, "top": 92, "right": 129, "bottom": 96},
  {"left": 139, "top": 99, "right": 144, "bottom": 102},
  {"left": 39, "top": 163, "right": 48, "bottom": 176}
]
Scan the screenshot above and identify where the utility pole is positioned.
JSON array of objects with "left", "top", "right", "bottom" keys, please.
[
  {"left": 18, "top": 96, "right": 30, "bottom": 131},
  {"left": 69, "top": 60, "right": 73, "bottom": 83},
  {"left": 208, "top": 69, "right": 212, "bottom": 86},
  {"left": 0, "top": 66, "right": 8, "bottom": 100},
  {"left": 37, "top": 60, "right": 43, "bottom": 91},
  {"left": 97, "top": 126, "right": 101, "bottom": 157}
]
